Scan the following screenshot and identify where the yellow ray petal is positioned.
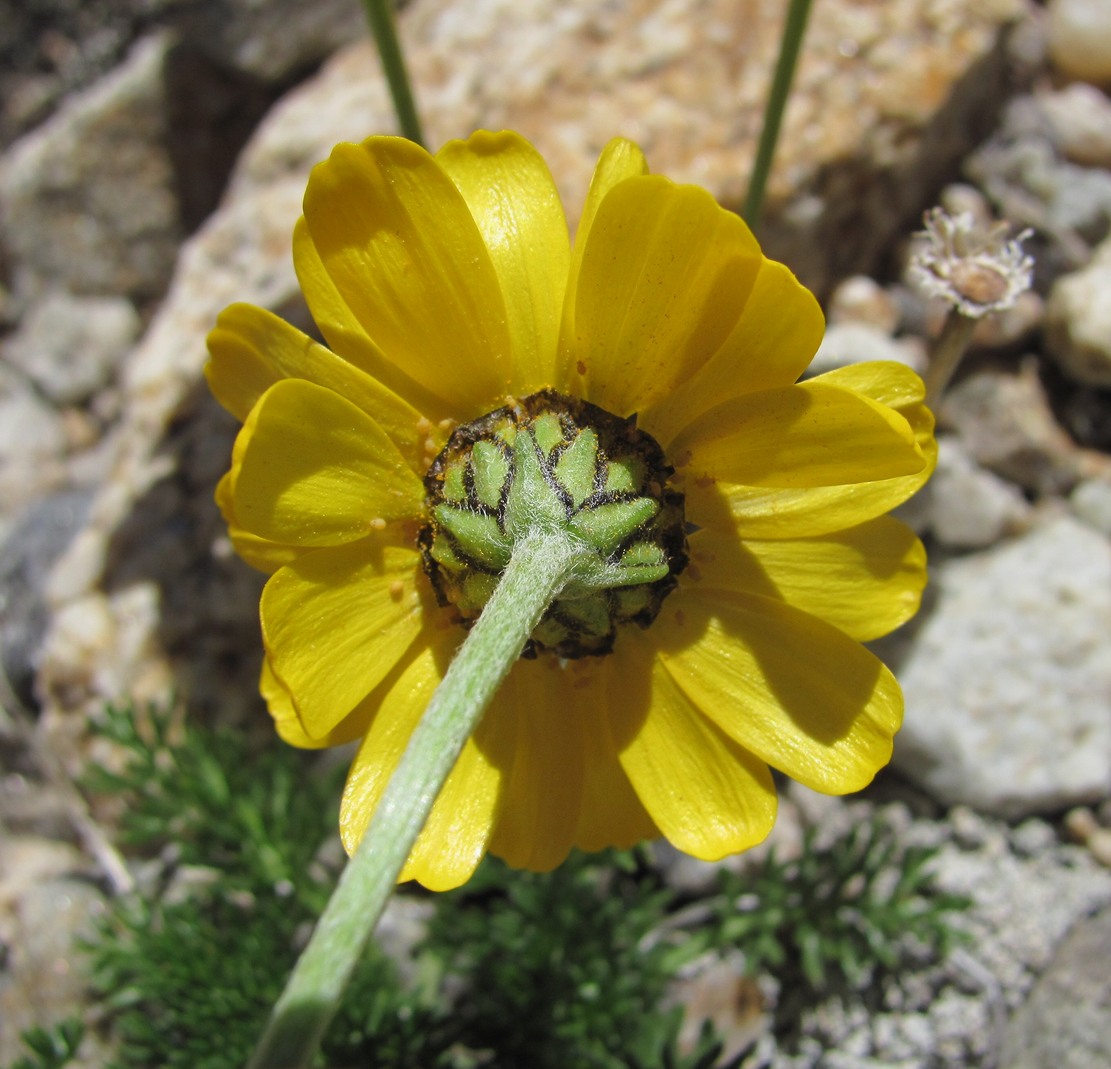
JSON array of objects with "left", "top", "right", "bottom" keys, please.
[
  {"left": 558, "top": 137, "right": 648, "bottom": 386},
  {"left": 654, "top": 586, "right": 903, "bottom": 794},
  {"left": 568, "top": 175, "right": 761, "bottom": 416},
  {"left": 683, "top": 363, "right": 937, "bottom": 537},
  {"left": 814, "top": 360, "right": 928, "bottom": 409},
  {"left": 486, "top": 657, "right": 586, "bottom": 872},
  {"left": 673, "top": 381, "right": 924, "bottom": 489},
  {"left": 437, "top": 131, "right": 571, "bottom": 394},
  {"left": 230, "top": 379, "right": 424, "bottom": 547},
  {"left": 401, "top": 730, "right": 506, "bottom": 890},
  {"left": 687, "top": 517, "right": 927, "bottom": 641},
  {"left": 205, "top": 302, "right": 441, "bottom": 475},
  {"left": 261, "top": 540, "right": 425, "bottom": 737},
  {"left": 574, "top": 660, "right": 660, "bottom": 852},
  {"left": 336, "top": 629, "right": 506, "bottom": 890},
  {"left": 215, "top": 470, "right": 302, "bottom": 574},
  {"left": 605, "top": 637, "right": 776, "bottom": 859},
  {"left": 639, "top": 258, "right": 824, "bottom": 447},
  {"left": 261, "top": 655, "right": 373, "bottom": 749},
  {"left": 292, "top": 217, "right": 457, "bottom": 425},
  {"left": 302, "top": 137, "right": 511, "bottom": 414}
]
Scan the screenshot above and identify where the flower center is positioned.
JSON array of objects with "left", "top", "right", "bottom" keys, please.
[{"left": 420, "top": 389, "right": 688, "bottom": 658}]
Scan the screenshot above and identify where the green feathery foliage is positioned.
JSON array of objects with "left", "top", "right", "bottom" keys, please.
[
  {"left": 6, "top": 702, "right": 968, "bottom": 1069},
  {"left": 4, "top": 1021, "right": 84, "bottom": 1069},
  {"left": 75, "top": 703, "right": 724, "bottom": 1069},
  {"left": 705, "top": 820, "right": 970, "bottom": 993}
]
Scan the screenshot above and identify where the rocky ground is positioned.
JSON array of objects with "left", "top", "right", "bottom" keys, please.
[{"left": 1, "top": 0, "right": 1110, "bottom": 1066}]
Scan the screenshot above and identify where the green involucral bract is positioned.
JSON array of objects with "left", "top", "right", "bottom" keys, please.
[{"left": 421, "top": 390, "right": 688, "bottom": 658}]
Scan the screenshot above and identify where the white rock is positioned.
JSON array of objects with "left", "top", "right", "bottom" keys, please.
[
  {"left": 0, "top": 34, "right": 180, "bottom": 303},
  {"left": 32, "top": 0, "right": 1030, "bottom": 724},
  {"left": 1070, "top": 476, "right": 1111, "bottom": 536},
  {"left": 1039, "top": 82, "right": 1111, "bottom": 168},
  {"left": 828, "top": 275, "right": 901, "bottom": 333},
  {"left": 0, "top": 873, "right": 107, "bottom": 1063},
  {"left": 999, "top": 905, "right": 1111, "bottom": 1069},
  {"left": 926, "top": 437, "right": 1032, "bottom": 549},
  {"left": 806, "top": 321, "right": 926, "bottom": 377},
  {"left": 891, "top": 514, "right": 1111, "bottom": 818},
  {"left": 1045, "top": 236, "right": 1111, "bottom": 388},
  {"left": 1047, "top": 0, "right": 1111, "bottom": 85},
  {"left": 0, "top": 366, "right": 67, "bottom": 463},
  {"left": 941, "top": 362, "right": 1085, "bottom": 495},
  {"left": 3, "top": 291, "right": 139, "bottom": 406}
]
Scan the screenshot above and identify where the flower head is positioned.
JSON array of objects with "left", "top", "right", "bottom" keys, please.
[
  {"left": 207, "top": 131, "right": 935, "bottom": 891},
  {"left": 908, "top": 206, "right": 1034, "bottom": 319}
]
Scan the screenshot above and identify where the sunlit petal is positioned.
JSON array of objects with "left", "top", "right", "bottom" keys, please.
[
  {"left": 655, "top": 586, "right": 903, "bottom": 794},
  {"left": 437, "top": 131, "right": 571, "bottom": 394}
]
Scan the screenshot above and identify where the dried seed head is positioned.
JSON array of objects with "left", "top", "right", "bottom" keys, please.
[{"left": 908, "top": 207, "right": 1034, "bottom": 319}]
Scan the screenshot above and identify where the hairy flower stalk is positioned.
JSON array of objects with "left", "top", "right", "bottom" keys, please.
[{"left": 249, "top": 526, "right": 577, "bottom": 1069}]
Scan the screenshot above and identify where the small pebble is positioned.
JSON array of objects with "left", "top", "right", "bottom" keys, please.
[
  {"left": 828, "top": 275, "right": 901, "bottom": 333},
  {"left": 1069, "top": 477, "right": 1111, "bottom": 535},
  {"left": 1064, "top": 806, "right": 1100, "bottom": 844},
  {"left": 1088, "top": 828, "right": 1111, "bottom": 868},
  {"left": 1040, "top": 83, "right": 1111, "bottom": 167},
  {"left": 1047, "top": 0, "right": 1111, "bottom": 85},
  {"left": 1011, "top": 819, "right": 1057, "bottom": 858}
]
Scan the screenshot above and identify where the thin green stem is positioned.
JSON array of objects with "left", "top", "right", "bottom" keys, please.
[
  {"left": 246, "top": 529, "right": 577, "bottom": 1069},
  {"left": 362, "top": 0, "right": 425, "bottom": 146},
  {"left": 923, "top": 309, "right": 977, "bottom": 407},
  {"left": 742, "top": 0, "right": 814, "bottom": 230}
]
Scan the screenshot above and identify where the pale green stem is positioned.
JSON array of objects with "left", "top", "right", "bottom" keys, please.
[
  {"left": 742, "top": 0, "right": 814, "bottom": 230},
  {"left": 923, "top": 309, "right": 978, "bottom": 408},
  {"left": 362, "top": 0, "right": 425, "bottom": 146},
  {"left": 246, "top": 529, "right": 577, "bottom": 1069}
]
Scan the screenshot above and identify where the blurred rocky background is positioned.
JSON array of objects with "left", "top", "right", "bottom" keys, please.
[{"left": 1, "top": 0, "right": 1110, "bottom": 1066}]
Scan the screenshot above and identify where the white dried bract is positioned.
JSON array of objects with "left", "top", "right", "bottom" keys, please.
[{"left": 908, "top": 207, "right": 1034, "bottom": 319}]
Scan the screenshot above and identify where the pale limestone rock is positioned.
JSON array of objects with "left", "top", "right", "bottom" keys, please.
[
  {"left": 926, "top": 436, "right": 1032, "bottom": 549},
  {"left": 1046, "top": 0, "right": 1111, "bottom": 85},
  {"left": 1070, "top": 476, "right": 1111, "bottom": 535},
  {"left": 999, "top": 905, "right": 1111, "bottom": 1069},
  {"left": 806, "top": 321, "right": 926, "bottom": 377},
  {"left": 941, "top": 360, "right": 1087, "bottom": 495},
  {"left": 1039, "top": 82, "right": 1111, "bottom": 168},
  {"left": 2, "top": 291, "right": 139, "bottom": 406},
  {"left": 828, "top": 276, "right": 901, "bottom": 333},
  {"left": 235, "top": 0, "right": 1028, "bottom": 293},
  {"left": 0, "top": 34, "right": 181, "bottom": 304},
  {"left": 0, "top": 366, "right": 67, "bottom": 464},
  {"left": 0, "top": 838, "right": 105, "bottom": 1064},
  {"left": 36, "top": 0, "right": 1028, "bottom": 726},
  {"left": 890, "top": 514, "right": 1111, "bottom": 818},
  {"left": 1045, "top": 236, "right": 1111, "bottom": 388}
]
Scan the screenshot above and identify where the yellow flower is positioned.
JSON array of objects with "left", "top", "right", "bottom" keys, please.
[{"left": 206, "top": 131, "right": 935, "bottom": 892}]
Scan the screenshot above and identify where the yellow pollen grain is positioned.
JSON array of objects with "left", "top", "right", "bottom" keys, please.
[
  {"left": 369, "top": 517, "right": 387, "bottom": 531},
  {"left": 388, "top": 580, "right": 406, "bottom": 601}
]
